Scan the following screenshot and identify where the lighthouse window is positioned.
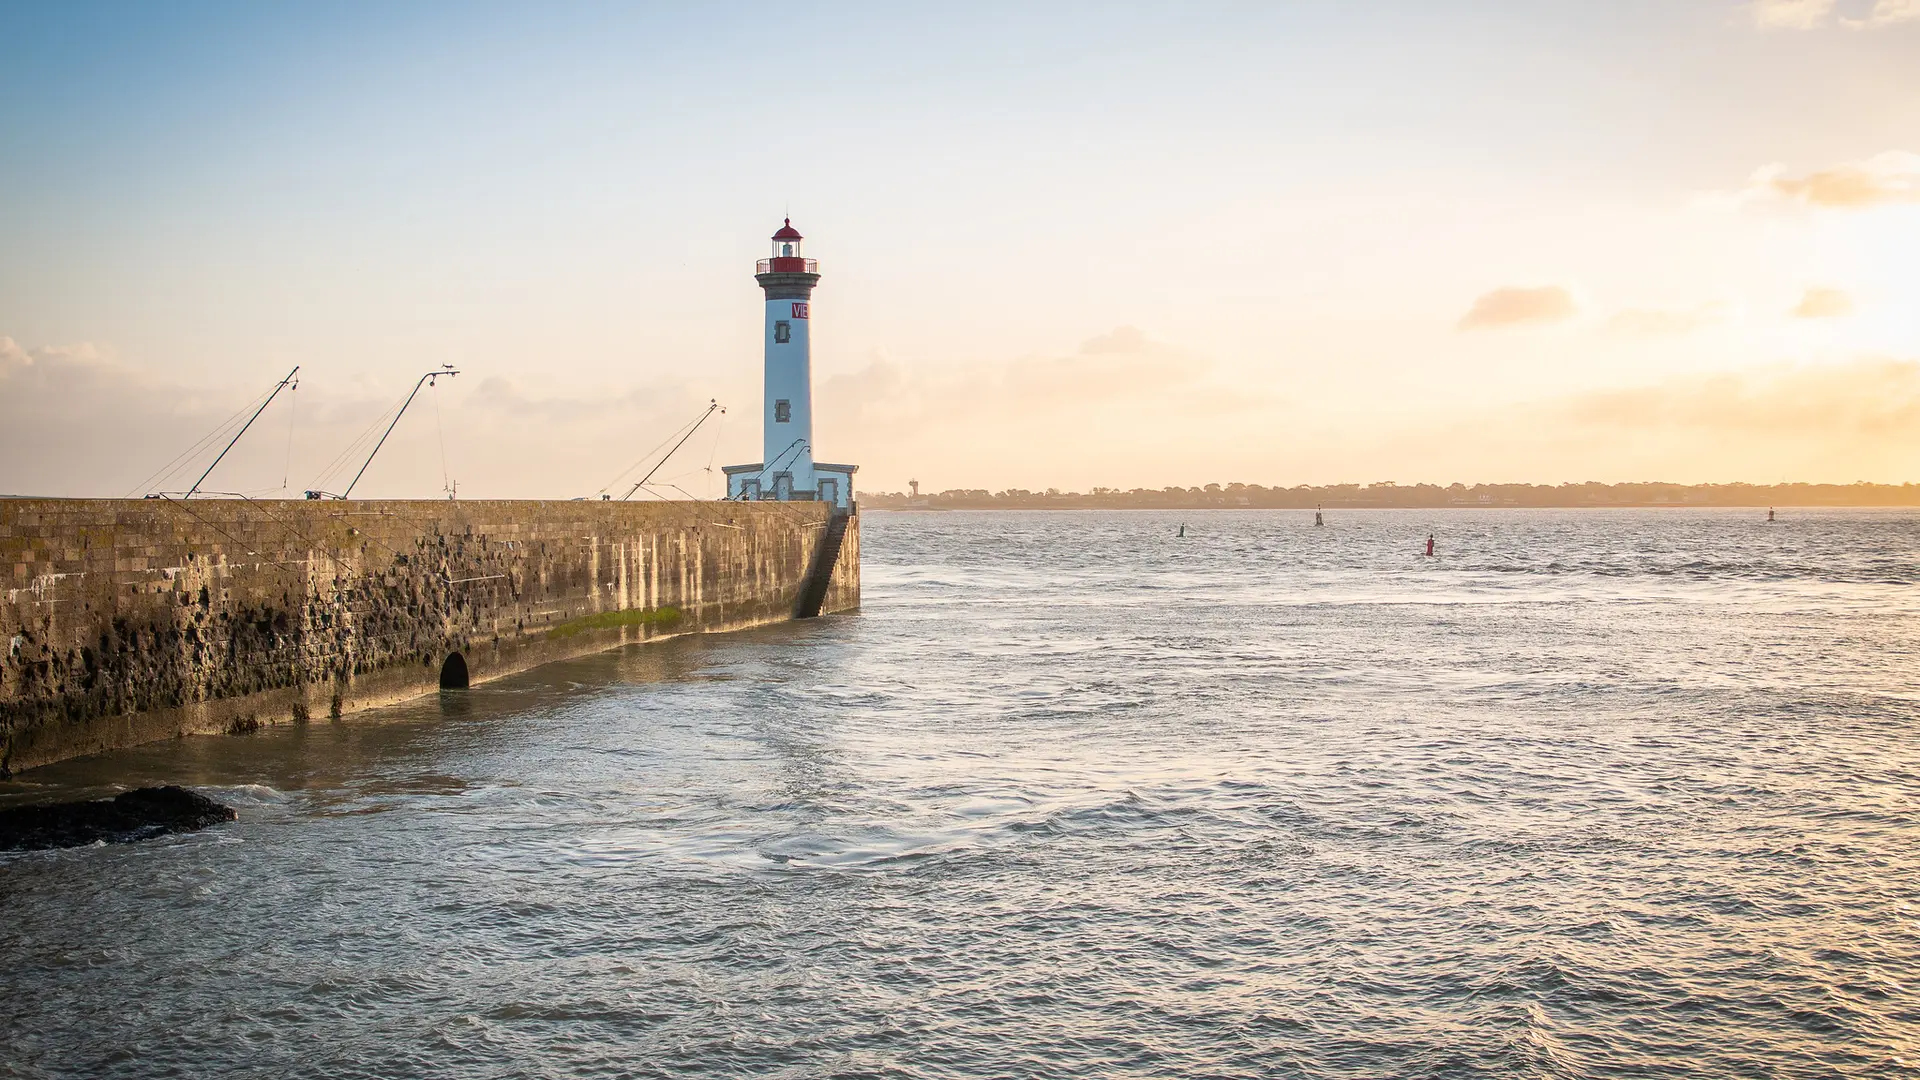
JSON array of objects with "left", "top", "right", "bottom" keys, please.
[
  {"left": 775, "top": 400, "right": 791, "bottom": 423},
  {"left": 774, "top": 320, "right": 791, "bottom": 344},
  {"left": 781, "top": 243, "right": 793, "bottom": 256}
]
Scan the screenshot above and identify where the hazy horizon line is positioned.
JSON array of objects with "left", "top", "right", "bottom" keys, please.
[
  {"left": 876, "top": 479, "right": 1920, "bottom": 493},
  {"left": 866, "top": 480, "right": 1920, "bottom": 510}
]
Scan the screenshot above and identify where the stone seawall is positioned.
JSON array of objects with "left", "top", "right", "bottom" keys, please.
[{"left": 0, "top": 499, "right": 859, "bottom": 774}]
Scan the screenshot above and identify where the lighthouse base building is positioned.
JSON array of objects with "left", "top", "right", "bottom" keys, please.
[
  {"left": 724, "top": 218, "right": 857, "bottom": 510},
  {"left": 724, "top": 461, "right": 858, "bottom": 507}
]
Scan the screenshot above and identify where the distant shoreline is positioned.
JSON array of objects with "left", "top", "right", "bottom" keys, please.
[
  {"left": 871, "top": 504, "right": 1917, "bottom": 511},
  {"left": 865, "top": 482, "right": 1920, "bottom": 512}
]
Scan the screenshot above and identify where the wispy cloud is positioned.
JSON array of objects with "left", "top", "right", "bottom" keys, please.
[
  {"left": 1562, "top": 358, "right": 1920, "bottom": 434},
  {"left": 1004, "top": 326, "right": 1211, "bottom": 403},
  {"left": 1715, "top": 151, "right": 1920, "bottom": 210},
  {"left": 1750, "top": 0, "right": 1920, "bottom": 27},
  {"left": 1604, "top": 302, "right": 1728, "bottom": 338},
  {"left": 1842, "top": 0, "right": 1920, "bottom": 25},
  {"left": 468, "top": 375, "right": 708, "bottom": 422},
  {"left": 0, "top": 337, "right": 227, "bottom": 497},
  {"left": 822, "top": 326, "right": 1242, "bottom": 422},
  {"left": 1790, "top": 286, "right": 1854, "bottom": 318},
  {"left": 1752, "top": 0, "right": 1837, "bottom": 28},
  {"left": 1762, "top": 151, "right": 1920, "bottom": 207},
  {"left": 1456, "top": 286, "right": 1579, "bottom": 331},
  {"left": 813, "top": 327, "right": 1276, "bottom": 485},
  {"left": 1286, "top": 356, "right": 1920, "bottom": 488},
  {"left": 0, "top": 336, "right": 118, "bottom": 387}
]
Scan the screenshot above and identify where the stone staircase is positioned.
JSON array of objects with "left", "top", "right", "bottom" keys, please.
[{"left": 795, "top": 509, "right": 851, "bottom": 619}]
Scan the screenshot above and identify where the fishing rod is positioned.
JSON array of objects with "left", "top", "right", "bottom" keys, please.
[
  {"left": 184, "top": 366, "right": 300, "bottom": 498},
  {"left": 307, "top": 365, "right": 458, "bottom": 499},
  {"left": 623, "top": 400, "right": 725, "bottom": 500}
]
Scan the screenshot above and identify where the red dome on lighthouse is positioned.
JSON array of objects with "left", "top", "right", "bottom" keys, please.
[{"left": 759, "top": 218, "right": 817, "bottom": 275}]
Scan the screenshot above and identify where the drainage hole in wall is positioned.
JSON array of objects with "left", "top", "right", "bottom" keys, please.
[{"left": 439, "top": 652, "right": 470, "bottom": 690}]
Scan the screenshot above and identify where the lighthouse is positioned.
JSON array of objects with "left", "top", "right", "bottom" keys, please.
[{"left": 724, "top": 219, "right": 857, "bottom": 508}]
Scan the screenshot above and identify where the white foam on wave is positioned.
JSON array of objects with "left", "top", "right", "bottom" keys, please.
[{"left": 206, "top": 783, "right": 289, "bottom": 806}]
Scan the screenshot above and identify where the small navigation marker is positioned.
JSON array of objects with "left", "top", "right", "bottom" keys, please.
[
  {"left": 1314, "top": 505, "right": 1324, "bottom": 527},
  {"left": 1178, "top": 524, "right": 1186, "bottom": 538},
  {"left": 1425, "top": 532, "right": 1435, "bottom": 557},
  {"left": 1767, "top": 507, "right": 1775, "bottom": 523}
]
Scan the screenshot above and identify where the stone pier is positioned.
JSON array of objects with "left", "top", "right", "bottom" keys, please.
[{"left": 0, "top": 499, "right": 859, "bottom": 773}]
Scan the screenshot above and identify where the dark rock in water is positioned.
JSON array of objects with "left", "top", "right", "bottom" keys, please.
[{"left": 0, "top": 786, "right": 237, "bottom": 851}]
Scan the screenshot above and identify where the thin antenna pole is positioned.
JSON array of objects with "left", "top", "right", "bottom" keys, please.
[
  {"left": 341, "top": 365, "right": 459, "bottom": 499},
  {"left": 280, "top": 377, "right": 299, "bottom": 491},
  {"left": 624, "top": 400, "right": 724, "bottom": 500},
  {"left": 186, "top": 366, "right": 299, "bottom": 499}
]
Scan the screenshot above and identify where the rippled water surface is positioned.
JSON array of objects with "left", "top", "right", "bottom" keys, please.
[{"left": 4, "top": 509, "right": 1918, "bottom": 1078}]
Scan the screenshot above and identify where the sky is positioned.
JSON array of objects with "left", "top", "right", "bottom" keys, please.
[{"left": 2, "top": 0, "right": 1918, "bottom": 498}]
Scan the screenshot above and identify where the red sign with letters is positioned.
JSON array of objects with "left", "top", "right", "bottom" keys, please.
[{"left": 791, "top": 302, "right": 810, "bottom": 319}]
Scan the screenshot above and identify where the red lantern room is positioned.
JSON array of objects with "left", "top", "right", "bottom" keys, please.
[{"left": 762, "top": 218, "right": 816, "bottom": 273}]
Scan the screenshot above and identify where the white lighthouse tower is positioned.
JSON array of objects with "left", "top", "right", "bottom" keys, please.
[{"left": 724, "top": 219, "right": 857, "bottom": 509}]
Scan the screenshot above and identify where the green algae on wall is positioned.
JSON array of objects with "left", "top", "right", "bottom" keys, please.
[{"left": 547, "top": 606, "right": 683, "bottom": 640}]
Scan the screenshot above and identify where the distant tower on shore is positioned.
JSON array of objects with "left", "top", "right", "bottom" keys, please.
[{"left": 724, "top": 218, "right": 857, "bottom": 508}]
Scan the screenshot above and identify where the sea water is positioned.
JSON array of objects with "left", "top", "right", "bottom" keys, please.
[{"left": 2, "top": 509, "right": 1916, "bottom": 1078}]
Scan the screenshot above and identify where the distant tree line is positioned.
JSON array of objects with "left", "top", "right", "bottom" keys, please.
[{"left": 863, "top": 481, "right": 1920, "bottom": 510}]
